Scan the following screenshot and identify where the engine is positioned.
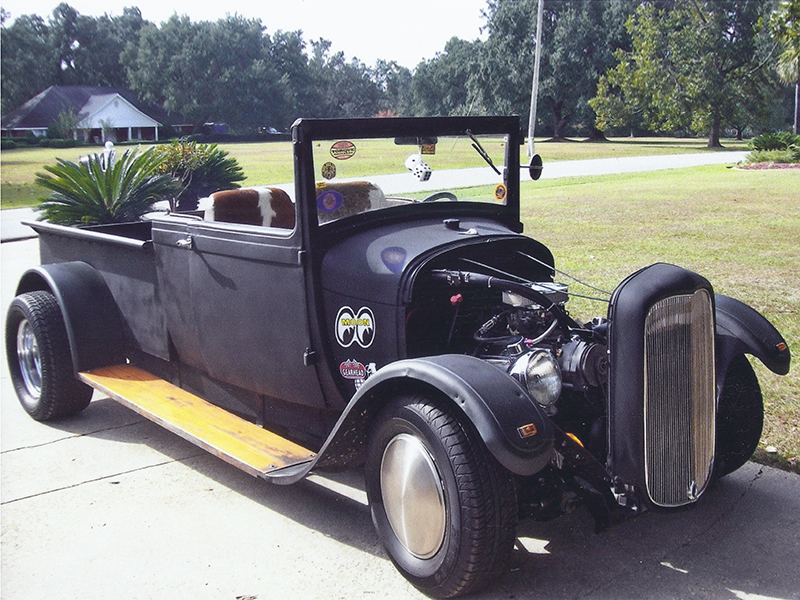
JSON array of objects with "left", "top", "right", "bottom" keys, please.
[{"left": 406, "top": 261, "right": 610, "bottom": 462}]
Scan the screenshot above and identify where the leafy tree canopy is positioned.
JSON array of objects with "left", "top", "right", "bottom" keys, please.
[{"left": 591, "top": 0, "right": 774, "bottom": 146}]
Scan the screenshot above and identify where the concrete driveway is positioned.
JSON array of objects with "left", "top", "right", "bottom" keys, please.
[{"left": 2, "top": 235, "right": 799, "bottom": 600}]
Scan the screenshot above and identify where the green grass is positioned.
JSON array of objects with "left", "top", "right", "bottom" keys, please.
[
  {"left": 518, "top": 166, "right": 799, "bottom": 472},
  {"left": 1, "top": 137, "right": 749, "bottom": 209}
]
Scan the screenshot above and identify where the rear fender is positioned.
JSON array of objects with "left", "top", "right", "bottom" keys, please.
[
  {"left": 715, "top": 294, "right": 790, "bottom": 380},
  {"left": 16, "top": 262, "right": 126, "bottom": 372},
  {"left": 313, "top": 354, "right": 554, "bottom": 478}
]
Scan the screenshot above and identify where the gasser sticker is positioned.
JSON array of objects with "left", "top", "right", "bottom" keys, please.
[
  {"left": 330, "top": 140, "right": 357, "bottom": 160},
  {"left": 335, "top": 306, "right": 375, "bottom": 348},
  {"left": 317, "top": 189, "right": 344, "bottom": 213},
  {"left": 339, "top": 359, "right": 378, "bottom": 390},
  {"left": 321, "top": 161, "right": 337, "bottom": 180},
  {"left": 494, "top": 183, "right": 507, "bottom": 202},
  {"left": 340, "top": 359, "right": 367, "bottom": 380}
]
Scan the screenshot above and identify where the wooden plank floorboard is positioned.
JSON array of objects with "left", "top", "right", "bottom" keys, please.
[{"left": 79, "top": 365, "right": 315, "bottom": 478}]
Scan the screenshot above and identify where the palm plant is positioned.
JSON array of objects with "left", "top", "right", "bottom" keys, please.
[
  {"left": 152, "top": 141, "right": 245, "bottom": 212},
  {"left": 35, "top": 147, "right": 180, "bottom": 226}
]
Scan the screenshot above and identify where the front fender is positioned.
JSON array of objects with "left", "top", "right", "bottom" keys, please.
[
  {"left": 715, "top": 294, "right": 790, "bottom": 377},
  {"left": 16, "top": 262, "right": 126, "bottom": 373},
  {"left": 272, "top": 355, "right": 554, "bottom": 484}
]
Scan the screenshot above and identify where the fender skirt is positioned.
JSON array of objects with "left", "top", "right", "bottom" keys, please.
[
  {"left": 715, "top": 294, "right": 791, "bottom": 378},
  {"left": 16, "top": 262, "right": 126, "bottom": 373},
  {"left": 269, "top": 354, "right": 554, "bottom": 484}
]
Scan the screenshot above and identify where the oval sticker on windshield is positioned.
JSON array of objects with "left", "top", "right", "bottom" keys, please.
[
  {"left": 317, "top": 189, "right": 344, "bottom": 213},
  {"left": 330, "top": 141, "right": 356, "bottom": 160}
]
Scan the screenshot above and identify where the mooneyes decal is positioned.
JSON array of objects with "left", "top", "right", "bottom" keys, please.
[
  {"left": 330, "top": 140, "right": 356, "bottom": 160},
  {"left": 335, "top": 306, "right": 375, "bottom": 348},
  {"left": 317, "top": 189, "right": 344, "bottom": 213}
]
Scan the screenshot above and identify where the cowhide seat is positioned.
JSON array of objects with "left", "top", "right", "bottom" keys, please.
[
  {"left": 204, "top": 187, "right": 295, "bottom": 229},
  {"left": 316, "top": 181, "right": 387, "bottom": 224}
]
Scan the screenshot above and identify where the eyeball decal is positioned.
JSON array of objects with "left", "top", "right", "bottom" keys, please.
[{"left": 335, "top": 306, "right": 375, "bottom": 348}]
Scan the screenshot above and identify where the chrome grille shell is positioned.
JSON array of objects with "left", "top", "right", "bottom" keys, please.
[{"left": 643, "top": 290, "right": 716, "bottom": 507}]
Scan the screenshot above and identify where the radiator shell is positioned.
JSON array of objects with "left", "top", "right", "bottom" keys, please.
[{"left": 608, "top": 263, "right": 716, "bottom": 508}]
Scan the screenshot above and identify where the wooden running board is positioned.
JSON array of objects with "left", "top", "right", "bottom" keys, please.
[{"left": 79, "top": 365, "right": 316, "bottom": 479}]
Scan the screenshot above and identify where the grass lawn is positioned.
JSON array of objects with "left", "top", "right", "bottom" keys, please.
[
  {"left": 0, "top": 136, "right": 749, "bottom": 209},
  {"left": 518, "top": 165, "right": 799, "bottom": 472}
]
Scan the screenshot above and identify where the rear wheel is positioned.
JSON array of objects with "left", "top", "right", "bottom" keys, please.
[
  {"left": 6, "top": 291, "right": 92, "bottom": 421},
  {"left": 365, "top": 393, "right": 517, "bottom": 598}
]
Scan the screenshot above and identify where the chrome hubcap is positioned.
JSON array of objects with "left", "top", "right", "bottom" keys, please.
[
  {"left": 16, "top": 319, "right": 42, "bottom": 397},
  {"left": 380, "top": 433, "right": 446, "bottom": 559}
]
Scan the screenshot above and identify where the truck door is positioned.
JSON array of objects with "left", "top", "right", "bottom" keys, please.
[{"left": 155, "top": 217, "right": 326, "bottom": 410}]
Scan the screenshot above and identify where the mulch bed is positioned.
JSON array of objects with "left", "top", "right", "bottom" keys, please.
[{"left": 737, "top": 162, "right": 800, "bottom": 170}]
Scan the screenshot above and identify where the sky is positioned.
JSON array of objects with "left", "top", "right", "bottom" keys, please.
[{"left": 0, "top": 0, "right": 490, "bottom": 69}]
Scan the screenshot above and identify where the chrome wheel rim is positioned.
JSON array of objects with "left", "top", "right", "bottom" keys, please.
[
  {"left": 380, "top": 433, "right": 446, "bottom": 559},
  {"left": 16, "top": 318, "right": 42, "bottom": 397}
]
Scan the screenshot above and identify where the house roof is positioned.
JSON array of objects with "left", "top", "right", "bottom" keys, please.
[{"left": 1, "top": 86, "right": 188, "bottom": 130}]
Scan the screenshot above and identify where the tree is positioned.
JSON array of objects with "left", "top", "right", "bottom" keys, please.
[
  {"left": 409, "top": 37, "right": 485, "bottom": 117},
  {"left": 771, "top": 0, "right": 800, "bottom": 133},
  {"left": 125, "top": 15, "right": 294, "bottom": 130},
  {"left": 373, "top": 59, "right": 413, "bottom": 116},
  {"left": 1, "top": 13, "right": 53, "bottom": 113},
  {"left": 592, "top": 1, "right": 773, "bottom": 146},
  {"left": 304, "top": 39, "right": 384, "bottom": 118},
  {"left": 1, "top": 4, "right": 147, "bottom": 113},
  {"left": 479, "top": 0, "right": 638, "bottom": 139}
]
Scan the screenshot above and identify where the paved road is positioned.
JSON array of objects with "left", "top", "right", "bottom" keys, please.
[{"left": 0, "top": 151, "right": 748, "bottom": 242}]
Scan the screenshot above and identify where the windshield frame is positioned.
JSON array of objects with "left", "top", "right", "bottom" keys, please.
[{"left": 291, "top": 116, "right": 523, "bottom": 241}]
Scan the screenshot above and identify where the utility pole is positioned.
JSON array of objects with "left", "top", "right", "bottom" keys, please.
[{"left": 527, "top": 0, "right": 544, "bottom": 158}]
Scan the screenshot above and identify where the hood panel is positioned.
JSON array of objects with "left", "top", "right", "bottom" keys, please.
[{"left": 320, "top": 218, "right": 518, "bottom": 304}]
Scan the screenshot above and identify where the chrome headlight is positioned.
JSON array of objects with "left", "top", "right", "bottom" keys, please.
[{"left": 510, "top": 350, "right": 562, "bottom": 409}]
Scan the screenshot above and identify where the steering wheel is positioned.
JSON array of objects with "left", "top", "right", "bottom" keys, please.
[{"left": 422, "top": 191, "right": 458, "bottom": 203}]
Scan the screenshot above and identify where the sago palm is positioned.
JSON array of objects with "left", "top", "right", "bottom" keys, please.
[{"left": 36, "top": 147, "right": 180, "bottom": 226}]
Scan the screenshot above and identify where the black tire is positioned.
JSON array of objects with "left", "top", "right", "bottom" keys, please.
[
  {"left": 713, "top": 354, "right": 763, "bottom": 479},
  {"left": 365, "top": 393, "right": 517, "bottom": 598},
  {"left": 6, "top": 291, "right": 92, "bottom": 421}
]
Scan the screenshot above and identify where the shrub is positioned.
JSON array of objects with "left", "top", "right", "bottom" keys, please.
[
  {"left": 151, "top": 140, "right": 245, "bottom": 211},
  {"left": 748, "top": 132, "right": 800, "bottom": 152},
  {"left": 35, "top": 147, "right": 181, "bottom": 226},
  {"left": 39, "top": 138, "right": 82, "bottom": 149},
  {"left": 2, "top": 139, "right": 18, "bottom": 150},
  {"left": 745, "top": 149, "right": 798, "bottom": 164}
]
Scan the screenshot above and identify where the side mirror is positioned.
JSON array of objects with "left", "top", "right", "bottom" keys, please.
[{"left": 528, "top": 154, "right": 543, "bottom": 180}]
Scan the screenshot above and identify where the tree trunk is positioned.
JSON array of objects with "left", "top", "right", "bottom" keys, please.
[
  {"left": 586, "top": 127, "right": 609, "bottom": 142},
  {"left": 794, "top": 81, "right": 799, "bottom": 135},
  {"left": 707, "top": 115, "right": 722, "bottom": 148},
  {"left": 551, "top": 99, "right": 571, "bottom": 141}
]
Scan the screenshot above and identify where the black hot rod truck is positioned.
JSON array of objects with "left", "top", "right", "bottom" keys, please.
[{"left": 6, "top": 116, "right": 791, "bottom": 598}]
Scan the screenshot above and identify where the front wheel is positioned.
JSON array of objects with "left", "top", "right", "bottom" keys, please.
[
  {"left": 6, "top": 291, "right": 92, "bottom": 421},
  {"left": 365, "top": 393, "right": 517, "bottom": 598},
  {"left": 713, "top": 354, "right": 763, "bottom": 479}
]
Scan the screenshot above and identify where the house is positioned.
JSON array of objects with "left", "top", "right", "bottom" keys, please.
[{"left": 1, "top": 86, "right": 191, "bottom": 142}]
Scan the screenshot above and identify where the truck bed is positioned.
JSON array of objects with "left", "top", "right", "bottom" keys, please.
[{"left": 26, "top": 219, "right": 170, "bottom": 361}]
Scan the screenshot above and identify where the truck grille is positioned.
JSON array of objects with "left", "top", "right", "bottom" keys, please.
[{"left": 643, "top": 290, "right": 715, "bottom": 507}]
